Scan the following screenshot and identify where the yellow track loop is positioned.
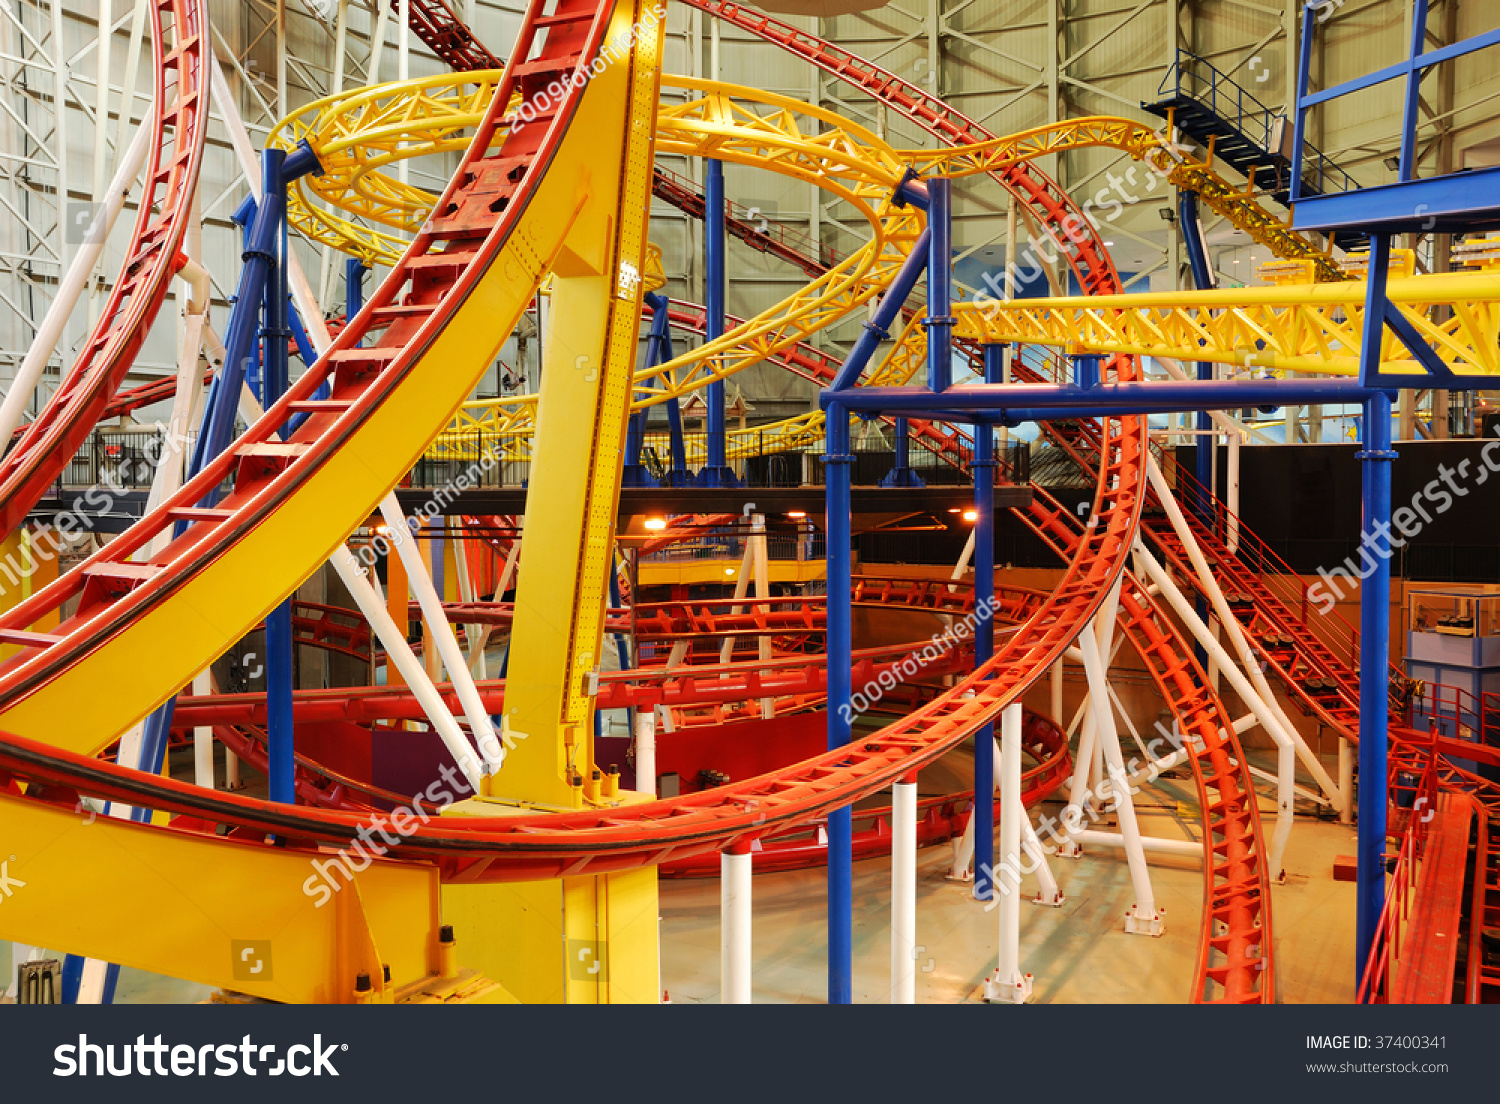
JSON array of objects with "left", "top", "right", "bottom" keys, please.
[
  {"left": 953, "top": 270, "right": 1500, "bottom": 377},
  {"left": 274, "top": 74, "right": 923, "bottom": 414},
  {"left": 896, "top": 116, "right": 1344, "bottom": 283}
]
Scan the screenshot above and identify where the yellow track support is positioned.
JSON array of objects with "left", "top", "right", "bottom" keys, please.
[
  {"left": 495, "top": 0, "right": 663, "bottom": 810},
  {"left": 0, "top": 791, "right": 445, "bottom": 1003},
  {"left": 952, "top": 270, "right": 1500, "bottom": 377}
]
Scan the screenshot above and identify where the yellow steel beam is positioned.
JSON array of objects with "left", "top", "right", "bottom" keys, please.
[
  {"left": 496, "top": 0, "right": 663, "bottom": 809},
  {"left": 951, "top": 270, "right": 1500, "bottom": 377},
  {"left": 0, "top": 790, "right": 441, "bottom": 1003}
]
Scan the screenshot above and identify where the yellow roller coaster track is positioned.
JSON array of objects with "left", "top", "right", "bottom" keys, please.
[{"left": 274, "top": 76, "right": 1346, "bottom": 459}]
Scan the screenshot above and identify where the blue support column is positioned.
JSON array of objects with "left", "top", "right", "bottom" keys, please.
[
  {"left": 1177, "top": 190, "right": 1217, "bottom": 524},
  {"left": 698, "top": 159, "right": 738, "bottom": 486},
  {"left": 1355, "top": 228, "right": 1398, "bottom": 989},
  {"left": 262, "top": 148, "right": 297, "bottom": 806},
  {"left": 879, "top": 416, "right": 925, "bottom": 487},
  {"left": 130, "top": 141, "right": 322, "bottom": 815},
  {"left": 1073, "top": 353, "right": 1100, "bottom": 391},
  {"left": 972, "top": 344, "right": 1004, "bottom": 898},
  {"left": 1356, "top": 390, "right": 1394, "bottom": 989},
  {"left": 825, "top": 398, "right": 853, "bottom": 1004},
  {"left": 346, "top": 256, "right": 366, "bottom": 318},
  {"left": 624, "top": 295, "right": 671, "bottom": 487},
  {"left": 926, "top": 177, "right": 953, "bottom": 394}
]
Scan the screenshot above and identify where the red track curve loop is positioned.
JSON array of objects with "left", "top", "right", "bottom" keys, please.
[{"left": 0, "top": 0, "right": 211, "bottom": 534}]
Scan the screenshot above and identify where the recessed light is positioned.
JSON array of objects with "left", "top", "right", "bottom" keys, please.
[
  {"left": 643, "top": 517, "right": 666, "bottom": 531},
  {"left": 962, "top": 509, "right": 978, "bottom": 522}
]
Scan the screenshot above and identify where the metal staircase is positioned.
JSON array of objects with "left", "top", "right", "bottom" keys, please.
[{"left": 1144, "top": 50, "right": 1364, "bottom": 250}]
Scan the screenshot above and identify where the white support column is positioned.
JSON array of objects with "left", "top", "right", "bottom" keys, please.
[
  {"left": 984, "top": 703, "right": 1034, "bottom": 1002},
  {"left": 1050, "top": 659, "right": 1063, "bottom": 725},
  {"left": 718, "top": 509, "right": 759, "bottom": 665},
  {"left": 192, "top": 668, "right": 213, "bottom": 788},
  {"left": 1132, "top": 541, "right": 1298, "bottom": 880},
  {"left": 379, "top": 496, "right": 503, "bottom": 771},
  {"left": 0, "top": 122, "right": 150, "bottom": 445},
  {"left": 1078, "top": 612, "right": 1163, "bottom": 936},
  {"left": 720, "top": 843, "right": 752, "bottom": 1004},
  {"left": 1339, "top": 736, "right": 1354, "bottom": 826},
  {"left": 634, "top": 708, "right": 656, "bottom": 797},
  {"left": 891, "top": 773, "right": 917, "bottom": 1004},
  {"left": 751, "top": 512, "right": 772, "bottom": 719},
  {"left": 330, "top": 546, "right": 484, "bottom": 792},
  {"left": 1144, "top": 454, "right": 1341, "bottom": 815}
]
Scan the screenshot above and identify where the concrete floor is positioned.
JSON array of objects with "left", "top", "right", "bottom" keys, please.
[
  {"left": 659, "top": 754, "right": 1359, "bottom": 1004},
  {"left": 4, "top": 751, "right": 1359, "bottom": 1005}
]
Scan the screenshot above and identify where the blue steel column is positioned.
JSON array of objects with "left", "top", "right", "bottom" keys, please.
[
  {"left": 1178, "top": 191, "right": 1216, "bottom": 522},
  {"left": 825, "top": 398, "right": 853, "bottom": 1004},
  {"left": 926, "top": 177, "right": 953, "bottom": 393},
  {"left": 262, "top": 147, "right": 296, "bottom": 806},
  {"left": 971, "top": 344, "right": 1004, "bottom": 899},
  {"left": 1354, "top": 228, "right": 1397, "bottom": 988},
  {"left": 699, "top": 159, "right": 736, "bottom": 486},
  {"left": 880, "top": 416, "right": 924, "bottom": 487}
]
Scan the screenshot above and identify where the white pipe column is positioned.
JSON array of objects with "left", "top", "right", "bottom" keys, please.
[
  {"left": 379, "top": 497, "right": 503, "bottom": 770},
  {"left": 1227, "top": 426, "right": 1242, "bottom": 554},
  {"left": 720, "top": 842, "right": 752, "bottom": 1004},
  {"left": 1146, "top": 454, "right": 1341, "bottom": 806},
  {"left": 1132, "top": 542, "right": 1297, "bottom": 879},
  {"left": 1339, "top": 736, "right": 1354, "bottom": 825},
  {"left": 1077, "top": 620, "right": 1163, "bottom": 935},
  {"left": 467, "top": 525, "right": 522, "bottom": 675},
  {"left": 1050, "top": 659, "right": 1063, "bottom": 725},
  {"left": 984, "top": 704, "right": 1034, "bottom": 1002},
  {"left": 0, "top": 122, "right": 151, "bottom": 443},
  {"left": 329, "top": 546, "right": 484, "bottom": 792},
  {"left": 634, "top": 708, "right": 656, "bottom": 797},
  {"left": 890, "top": 771, "right": 917, "bottom": 1003}
]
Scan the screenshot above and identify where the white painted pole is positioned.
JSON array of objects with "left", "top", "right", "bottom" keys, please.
[
  {"left": 1077, "top": 622, "right": 1162, "bottom": 935},
  {"left": 984, "top": 703, "right": 1033, "bottom": 1002},
  {"left": 1339, "top": 737, "right": 1354, "bottom": 825},
  {"left": 634, "top": 708, "right": 656, "bottom": 797},
  {"left": 192, "top": 668, "right": 213, "bottom": 788},
  {"left": 1132, "top": 541, "right": 1299, "bottom": 879},
  {"left": 0, "top": 122, "right": 150, "bottom": 443},
  {"left": 330, "top": 546, "right": 484, "bottom": 792},
  {"left": 1050, "top": 659, "right": 1063, "bottom": 724},
  {"left": 1071, "top": 830, "right": 1203, "bottom": 857},
  {"left": 379, "top": 497, "right": 503, "bottom": 771},
  {"left": 1144, "top": 455, "right": 1341, "bottom": 812},
  {"left": 891, "top": 775, "right": 917, "bottom": 1004},
  {"left": 206, "top": 49, "right": 330, "bottom": 352},
  {"left": 1227, "top": 426, "right": 1242, "bottom": 554},
  {"left": 720, "top": 844, "right": 752, "bottom": 1004}
]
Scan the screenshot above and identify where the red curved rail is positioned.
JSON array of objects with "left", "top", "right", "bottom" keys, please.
[{"left": 0, "top": 0, "right": 210, "bottom": 533}]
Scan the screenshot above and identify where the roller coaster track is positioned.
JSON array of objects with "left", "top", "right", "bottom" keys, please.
[
  {"left": 207, "top": 580, "right": 1074, "bottom": 878},
  {"left": 414, "top": 15, "right": 1275, "bottom": 997},
  {"left": 0, "top": 0, "right": 210, "bottom": 534},
  {"left": 0, "top": 0, "right": 1154, "bottom": 1005}
]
